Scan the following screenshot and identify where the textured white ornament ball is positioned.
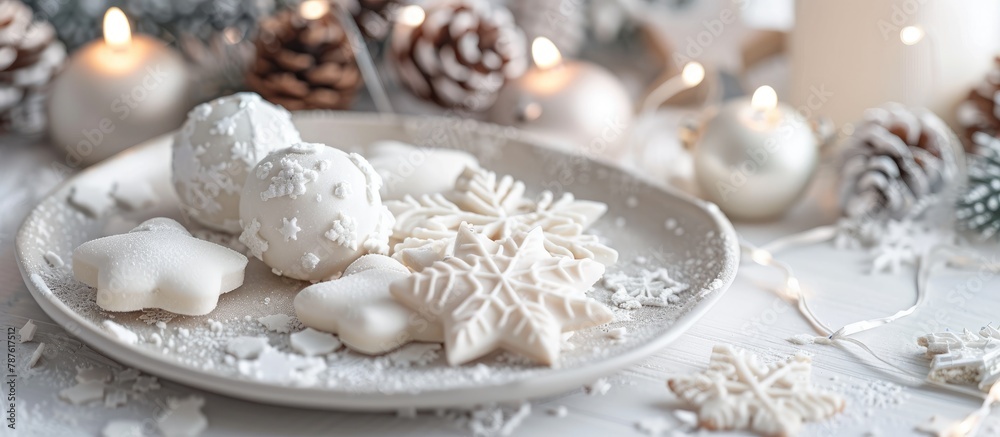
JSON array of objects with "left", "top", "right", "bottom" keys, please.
[
  {"left": 172, "top": 92, "right": 301, "bottom": 233},
  {"left": 239, "top": 142, "right": 394, "bottom": 281},
  {"left": 693, "top": 100, "right": 818, "bottom": 221}
]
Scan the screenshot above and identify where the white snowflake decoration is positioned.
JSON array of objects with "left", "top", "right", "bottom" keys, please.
[
  {"left": 260, "top": 156, "right": 318, "bottom": 201},
  {"left": 917, "top": 325, "right": 1000, "bottom": 391},
  {"left": 278, "top": 217, "right": 301, "bottom": 241},
  {"left": 239, "top": 218, "right": 269, "bottom": 258},
  {"left": 604, "top": 268, "right": 688, "bottom": 309},
  {"left": 387, "top": 167, "right": 617, "bottom": 268},
  {"left": 667, "top": 344, "right": 845, "bottom": 436},
  {"left": 390, "top": 224, "right": 613, "bottom": 366},
  {"left": 325, "top": 213, "right": 358, "bottom": 250}
]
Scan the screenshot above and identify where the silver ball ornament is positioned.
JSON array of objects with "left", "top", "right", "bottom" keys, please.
[{"left": 693, "top": 94, "right": 820, "bottom": 221}]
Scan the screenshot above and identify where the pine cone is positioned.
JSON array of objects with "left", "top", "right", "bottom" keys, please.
[
  {"left": 839, "top": 104, "right": 960, "bottom": 220},
  {"left": 246, "top": 7, "right": 362, "bottom": 111},
  {"left": 510, "top": 0, "right": 586, "bottom": 56},
  {"left": 389, "top": 0, "right": 527, "bottom": 110},
  {"left": 0, "top": 0, "right": 65, "bottom": 133},
  {"left": 957, "top": 57, "right": 1000, "bottom": 153},
  {"left": 349, "top": 0, "right": 395, "bottom": 40},
  {"left": 957, "top": 132, "right": 1000, "bottom": 238}
]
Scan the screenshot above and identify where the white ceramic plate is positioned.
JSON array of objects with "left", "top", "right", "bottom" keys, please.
[{"left": 16, "top": 112, "right": 739, "bottom": 411}]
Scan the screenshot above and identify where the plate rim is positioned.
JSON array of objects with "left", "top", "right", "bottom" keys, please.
[{"left": 16, "top": 111, "right": 741, "bottom": 411}]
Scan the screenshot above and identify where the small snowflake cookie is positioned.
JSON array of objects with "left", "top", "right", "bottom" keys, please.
[
  {"left": 172, "top": 92, "right": 302, "bottom": 233},
  {"left": 73, "top": 218, "right": 248, "bottom": 316},
  {"left": 240, "top": 143, "right": 394, "bottom": 281},
  {"left": 668, "top": 345, "right": 845, "bottom": 436}
]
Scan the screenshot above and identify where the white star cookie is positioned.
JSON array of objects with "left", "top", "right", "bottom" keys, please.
[
  {"left": 391, "top": 224, "right": 612, "bottom": 366},
  {"left": 294, "top": 255, "right": 443, "bottom": 355},
  {"left": 73, "top": 218, "right": 248, "bottom": 316}
]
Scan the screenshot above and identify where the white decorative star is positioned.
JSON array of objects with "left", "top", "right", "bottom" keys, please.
[
  {"left": 667, "top": 344, "right": 845, "bottom": 436},
  {"left": 295, "top": 255, "right": 443, "bottom": 355},
  {"left": 278, "top": 217, "right": 301, "bottom": 241},
  {"left": 239, "top": 218, "right": 269, "bottom": 259},
  {"left": 387, "top": 167, "right": 617, "bottom": 269},
  {"left": 324, "top": 213, "right": 358, "bottom": 250},
  {"left": 391, "top": 224, "right": 613, "bottom": 366},
  {"left": 73, "top": 218, "right": 247, "bottom": 316}
]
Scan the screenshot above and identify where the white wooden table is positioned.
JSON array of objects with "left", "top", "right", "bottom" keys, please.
[{"left": 4, "top": 136, "right": 1000, "bottom": 437}]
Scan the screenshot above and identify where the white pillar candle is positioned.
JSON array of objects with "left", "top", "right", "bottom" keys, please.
[
  {"left": 48, "top": 8, "right": 190, "bottom": 167},
  {"left": 790, "top": 0, "right": 1000, "bottom": 129}
]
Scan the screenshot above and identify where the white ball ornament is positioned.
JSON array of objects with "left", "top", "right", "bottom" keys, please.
[
  {"left": 172, "top": 92, "right": 302, "bottom": 233},
  {"left": 239, "top": 142, "right": 394, "bottom": 281},
  {"left": 693, "top": 86, "right": 820, "bottom": 221}
]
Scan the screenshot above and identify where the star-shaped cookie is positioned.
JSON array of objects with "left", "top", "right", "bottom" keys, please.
[
  {"left": 294, "top": 254, "right": 443, "bottom": 355},
  {"left": 73, "top": 218, "right": 248, "bottom": 316},
  {"left": 391, "top": 224, "right": 613, "bottom": 366}
]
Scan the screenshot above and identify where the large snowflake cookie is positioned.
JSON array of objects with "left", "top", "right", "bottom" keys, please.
[
  {"left": 72, "top": 218, "right": 248, "bottom": 316},
  {"left": 172, "top": 92, "right": 302, "bottom": 233},
  {"left": 391, "top": 224, "right": 613, "bottom": 366},
  {"left": 387, "top": 166, "right": 618, "bottom": 270},
  {"left": 668, "top": 345, "right": 845, "bottom": 436},
  {"left": 294, "top": 254, "right": 443, "bottom": 355},
  {"left": 239, "top": 143, "right": 394, "bottom": 281}
]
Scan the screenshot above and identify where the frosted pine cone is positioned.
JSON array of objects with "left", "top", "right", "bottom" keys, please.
[
  {"left": 0, "top": 0, "right": 65, "bottom": 133},
  {"left": 957, "top": 132, "right": 1000, "bottom": 238},
  {"left": 957, "top": 57, "right": 1000, "bottom": 153},
  {"left": 839, "top": 104, "right": 960, "bottom": 220},
  {"left": 389, "top": 0, "right": 528, "bottom": 110},
  {"left": 246, "top": 7, "right": 362, "bottom": 111}
]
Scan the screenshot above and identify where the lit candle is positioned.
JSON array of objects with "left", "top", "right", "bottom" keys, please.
[
  {"left": 48, "top": 7, "right": 190, "bottom": 167},
  {"left": 488, "top": 37, "right": 634, "bottom": 159},
  {"left": 692, "top": 85, "right": 820, "bottom": 221}
]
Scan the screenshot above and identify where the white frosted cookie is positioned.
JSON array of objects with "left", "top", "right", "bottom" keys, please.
[
  {"left": 391, "top": 224, "right": 612, "bottom": 366},
  {"left": 73, "top": 218, "right": 248, "bottom": 316},
  {"left": 172, "top": 92, "right": 301, "bottom": 233},
  {"left": 294, "top": 254, "right": 443, "bottom": 355},
  {"left": 366, "top": 141, "right": 479, "bottom": 200},
  {"left": 387, "top": 166, "right": 618, "bottom": 269},
  {"left": 239, "top": 143, "right": 394, "bottom": 281}
]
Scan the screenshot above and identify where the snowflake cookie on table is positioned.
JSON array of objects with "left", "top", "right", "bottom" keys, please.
[
  {"left": 387, "top": 166, "right": 618, "bottom": 270},
  {"left": 390, "top": 223, "right": 613, "bottom": 366},
  {"left": 917, "top": 325, "right": 1000, "bottom": 392},
  {"left": 667, "top": 344, "right": 845, "bottom": 437}
]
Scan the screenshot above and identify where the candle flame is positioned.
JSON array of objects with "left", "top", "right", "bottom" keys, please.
[
  {"left": 299, "top": 0, "right": 329, "bottom": 20},
  {"left": 900, "top": 25, "right": 924, "bottom": 45},
  {"left": 103, "top": 7, "right": 132, "bottom": 50},
  {"left": 751, "top": 86, "right": 778, "bottom": 111},
  {"left": 398, "top": 5, "right": 426, "bottom": 27},
  {"left": 681, "top": 62, "right": 705, "bottom": 88},
  {"left": 532, "top": 37, "right": 562, "bottom": 70}
]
